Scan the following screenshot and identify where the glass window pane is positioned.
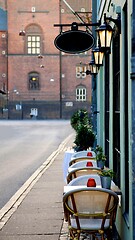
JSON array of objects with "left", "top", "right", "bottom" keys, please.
[
  {"left": 36, "top": 36, "right": 40, "bottom": 41},
  {"left": 32, "top": 48, "right": 36, "bottom": 54},
  {"left": 32, "top": 36, "right": 36, "bottom": 41},
  {"left": 37, "top": 49, "right": 40, "bottom": 54},
  {"left": 32, "top": 42, "right": 36, "bottom": 47},
  {"left": 28, "top": 42, "right": 31, "bottom": 47},
  {"left": 28, "top": 36, "right": 31, "bottom": 41},
  {"left": 36, "top": 42, "right": 40, "bottom": 47},
  {"left": 28, "top": 49, "right": 31, "bottom": 54}
]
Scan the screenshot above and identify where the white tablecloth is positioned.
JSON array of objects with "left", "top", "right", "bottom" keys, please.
[
  {"left": 63, "top": 149, "right": 75, "bottom": 182},
  {"left": 64, "top": 181, "right": 121, "bottom": 195}
]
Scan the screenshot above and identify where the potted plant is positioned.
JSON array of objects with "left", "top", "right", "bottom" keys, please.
[
  {"left": 95, "top": 145, "right": 106, "bottom": 169},
  {"left": 71, "top": 109, "right": 95, "bottom": 151},
  {"left": 74, "top": 123, "right": 95, "bottom": 151},
  {"left": 70, "top": 109, "right": 89, "bottom": 132},
  {"left": 98, "top": 169, "right": 115, "bottom": 189}
]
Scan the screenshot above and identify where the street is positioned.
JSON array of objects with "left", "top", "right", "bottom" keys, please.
[{"left": 0, "top": 120, "right": 74, "bottom": 209}]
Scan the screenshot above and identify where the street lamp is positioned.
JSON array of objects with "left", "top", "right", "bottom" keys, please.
[
  {"left": 93, "top": 46, "right": 104, "bottom": 66},
  {"left": 86, "top": 60, "right": 99, "bottom": 76},
  {"left": 96, "top": 13, "right": 121, "bottom": 53},
  {"left": 96, "top": 14, "right": 113, "bottom": 52}
]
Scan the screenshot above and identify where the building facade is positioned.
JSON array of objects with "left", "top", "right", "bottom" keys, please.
[
  {"left": 0, "top": 0, "right": 93, "bottom": 119},
  {"left": 93, "top": 0, "right": 135, "bottom": 239},
  {"left": 0, "top": 5, "right": 7, "bottom": 117}
]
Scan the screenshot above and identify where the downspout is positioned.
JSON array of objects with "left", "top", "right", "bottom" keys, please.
[
  {"left": 59, "top": 0, "right": 62, "bottom": 118},
  {"left": 131, "top": 1, "right": 135, "bottom": 239},
  {"left": 91, "top": 0, "right": 97, "bottom": 146}
]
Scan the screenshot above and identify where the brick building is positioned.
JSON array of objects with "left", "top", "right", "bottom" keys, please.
[
  {"left": 0, "top": 4, "right": 7, "bottom": 116},
  {"left": 0, "top": 0, "right": 93, "bottom": 119}
]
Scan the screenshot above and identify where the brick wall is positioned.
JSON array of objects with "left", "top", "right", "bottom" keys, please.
[{"left": 0, "top": 0, "right": 93, "bottom": 119}]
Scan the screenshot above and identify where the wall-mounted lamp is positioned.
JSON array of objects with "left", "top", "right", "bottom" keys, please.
[
  {"left": 19, "top": 30, "right": 25, "bottom": 36},
  {"left": 93, "top": 46, "right": 104, "bottom": 66},
  {"left": 86, "top": 60, "right": 99, "bottom": 76},
  {"left": 40, "top": 65, "right": 44, "bottom": 68},
  {"left": 38, "top": 54, "right": 43, "bottom": 59},
  {"left": 96, "top": 13, "right": 121, "bottom": 52}
]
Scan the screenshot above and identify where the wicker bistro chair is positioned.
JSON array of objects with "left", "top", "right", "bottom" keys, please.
[
  {"left": 71, "top": 150, "right": 96, "bottom": 159},
  {"left": 69, "top": 156, "right": 96, "bottom": 167},
  {"left": 68, "top": 174, "right": 101, "bottom": 186},
  {"left": 67, "top": 167, "right": 101, "bottom": 184},
  {"left": 63, "top": 187, "right": 119, "bottom": 240}
]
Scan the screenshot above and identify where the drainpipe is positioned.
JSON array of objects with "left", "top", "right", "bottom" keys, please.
[
  {"left": 92, "top": 0, "right": 97, "bottom": 145},
  {"left": 131, "top": 1, "right": 135, "bottom": 239},
  {"left": 59, "top": 0, "right": 62, "bottom": 118}
]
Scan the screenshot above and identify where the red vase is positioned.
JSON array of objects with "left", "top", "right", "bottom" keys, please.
[
  {"left": 87, "top": 178, "right": 96, "bottom": 187},
  {"left": 86, "top": 161, "right": 93, "bottom": 167}
]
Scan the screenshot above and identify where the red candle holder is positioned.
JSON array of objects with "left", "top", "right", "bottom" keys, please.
[
  {"left": 86, "top": 161, "right": 93, "bottom": 167},
  {"left": 87, "top": 178, "right": 96, "bottom": 187},
  {"left": 87, "top": 152, "right": 93, "bottom": 157}
]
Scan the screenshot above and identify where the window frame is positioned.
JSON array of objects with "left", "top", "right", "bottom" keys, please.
[
  {"left": 27, "top": 35, "right": 41, "bottom": 55},
  {"left": 76, "top": 65, "right": 87, "bottom": 78},
  {"left": 25, "top": 24, "right": 43, "bottom": 55},
  {"left": 76, "top": 86, "right": 86, "bottom": 101},
  {"left": 28, "top": 72, "right": 40, "bottom": 90}
]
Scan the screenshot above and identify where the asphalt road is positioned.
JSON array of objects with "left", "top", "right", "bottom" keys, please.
[{"left": 0, "top": 120, "right": 74, "bottom": 209}]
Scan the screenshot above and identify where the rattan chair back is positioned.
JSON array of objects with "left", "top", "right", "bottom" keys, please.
[{"left": 63, "top": 187, "right": 119, "bottom": 240}]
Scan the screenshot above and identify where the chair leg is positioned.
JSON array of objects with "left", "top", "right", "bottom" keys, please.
[
  {"left": 105, "top": 228, "right": 113, "bottom": 240},
  {"left": 69, "top": 228, "right": 80, "bottom": 240}
]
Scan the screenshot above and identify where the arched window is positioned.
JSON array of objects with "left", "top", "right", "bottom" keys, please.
[
  {"left": 28, "top": 72, "right": 39, "bottom": 90},
  {"left": 76, "top": 86, "right": 86, "bottom": 101},
  {"left": 25, "top": 24, "right": 43, "bottom": 54}
]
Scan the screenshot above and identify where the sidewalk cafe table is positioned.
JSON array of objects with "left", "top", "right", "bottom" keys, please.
[
  {"left": 64, "top": 180, "right": 122, "bottom": 196},
  {"left": 63, "top": 148, "right": 74, "bottom": 182}
]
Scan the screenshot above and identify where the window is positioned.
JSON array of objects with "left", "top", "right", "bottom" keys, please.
[
  {"left": 105, "top": 53, "right": 110, "bottom": 164},
  {"left": 25, "top": 24, "right": 43, "bottom": 55},
  {"left": 124, "top": 2, "right": 129, "bottom": 216},
  {"left": 27, "top": 35, "right": 41, "bottom": 54},
  {"left": 113, "top": 34, "right": 120, "bottom": 188},
  {"left": 76, "top": 64, "right": 87, "bottom": 78},
  {"left": 76, "top": 86, "right": 86, "bottom": 101},
  {"left": 29, "top": 72, "right": 39, "bottom": 90}
]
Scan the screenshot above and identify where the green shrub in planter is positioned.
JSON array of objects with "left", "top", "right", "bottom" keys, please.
[
  {"left": 70, "top": 109, "right": 89, "bottom": 131},
  {"left": 74, "top": 123, "right": 95, "bottom": 151},
  {"left": 71, "top": 109, "right": 95, "bottom": 151},
  {"left": 99, "top": 169, "right": 115, "bottom": 178},
  {"left": 94, "top": 145, "right": 106, "bottom": 169},
  {"left": 98, "top": 169, "right": 115, "bottom": 189}
]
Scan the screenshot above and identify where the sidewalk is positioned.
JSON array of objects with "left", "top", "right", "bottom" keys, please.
[{"left": 0, "top": 133, "right": 75, "bottom": 240}]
